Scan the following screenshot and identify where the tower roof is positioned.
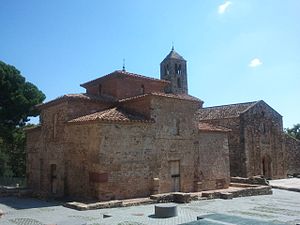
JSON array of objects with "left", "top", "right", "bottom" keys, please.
[{"left": 162, "top": 48, "right": 186, "bottom": 61}]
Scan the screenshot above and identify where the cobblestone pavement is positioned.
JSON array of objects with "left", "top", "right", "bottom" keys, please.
[{"left": 0, "top": 189, "right": 299, "bottom": 225}]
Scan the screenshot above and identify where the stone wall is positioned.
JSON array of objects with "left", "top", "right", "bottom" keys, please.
[
  {"left": 198, "top": 101, "right": 286, "bottom": 179},
  {"left": 147, "top": 96, "right": 229, "bottom": 193},
  {"left": 85, "top": 75, "right": 166, "bottom": 100},
  {"left": 241, "top": 101, "right": 285, "bottom": 179},
  {"left": 65, "top": 99, "right": 113, "bottom": 121},
  {"left": 285, "top": 134, "right": 300, "bottom": 176},
  {"left": 26, "top": 99, "right": 114, "bottom": 198},
  {"left": 196, "top": 131, "right": 230, "bottom": 190},
  {"left": 197, "top": 117, "right": 244, "bottom": 177},
  {"left": 27, "top": 95, "right": 230, "bottom": 200},
  {"left": 27, "top": 102, "right": 68, "bottom": 198},
  {"left": 26, "top": 127, "right": 42, "bottom": 192},
  {"left": 120, "top": 96, "right": 152, "bottom": 118},
  {"left": 64, "top": 122, "right": 153, "bottom": 200}
]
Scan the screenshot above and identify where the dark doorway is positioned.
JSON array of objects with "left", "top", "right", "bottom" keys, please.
[
  {"left": 170, "top": 160, "right": 180, "bottom": 192},
  {"left": 262, "top": 156, "right": 272, "bottom": 179},
  {"left": 50, "top": 164, "right": 57, "bottom": 194}
]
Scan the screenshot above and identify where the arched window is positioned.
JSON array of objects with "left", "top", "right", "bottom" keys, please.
[
  {"left": 141, "top": 84, "right": 145, "bottom": 94},
  {"left": 178, "top": 64, "right": 182, "bottom": 74},
  {"left": 177, "top": 77, "right": 181, "bottom": 88},
  {"left": 175, "top": 63, "right": 178, "bottom": 74},
  {"left": 164, "top": 65, "right": 170, "bottom": 75}
]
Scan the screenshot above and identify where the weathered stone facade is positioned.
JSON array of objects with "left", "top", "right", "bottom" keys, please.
[
  {"left": 197, "top": 101, "right": 289, "bottom": 179},
  {"left": 284, "top": 134, "right": 300, "bottom": 176},
  {"left": 26, "top": 48, "right": 299, "bottom": 200},
  {"left": 26, "top": 49, "right": 230, "bottom": 200}
]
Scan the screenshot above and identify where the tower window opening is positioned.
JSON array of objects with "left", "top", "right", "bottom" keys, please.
[
  {"left": 175, "top": 64, "right": 178, "bottom": 74},
  {"left": 177, "top": 78, "right": 181, "bottom": 88},
  {"left": 178, "top": 65, "right": 182, "bottom": 74},
  {"left": 164, "top": 65, "right": 170, "bottom": 75},
  {"left": 140, "top": 84, "right": 145, "bottom": 94}
]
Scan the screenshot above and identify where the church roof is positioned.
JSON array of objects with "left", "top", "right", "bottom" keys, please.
[
  {"left": 80, "top": 70, "right": 169, "bottom": 88},
  {"left": 162, "top": 48, "right": 186, "bottom": 61},
  {"left": 197, "top": 101, "right": 259, "bottom": 120},
  {"left": 68, "top": 107, "right": 154, "bottom": 124},
  {"left": 37, "top": 93, "right": 116, "bottom": 109},
  {"left": 119, "top": 92, "right": 203, "bottom": 103},
  {"left": 198, "top": 122, "right": 231, "bottom": 132}
]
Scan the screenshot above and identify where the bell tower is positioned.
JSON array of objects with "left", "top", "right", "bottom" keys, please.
[{"left": 160, "top": 47, "right": 188, "bottom": 94}]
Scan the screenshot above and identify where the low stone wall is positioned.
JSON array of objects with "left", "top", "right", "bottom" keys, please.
[
  {"left": 65, "top": 198, "right": 155, "bottom": 211},
  {"left": 150, "top": 192, "right": 191, "bottom": 203},
  {"left": 0, "top": 187, "right": 32, "bottom": 197},
  {"left": 230, "top": 185, "right": 272, "bottom": 197},
  {"left": 230, "top": 176, "right": 269, "bottom": 185},
  {"left": 64, "top": 184, "right": 272, "bottom": 210}
]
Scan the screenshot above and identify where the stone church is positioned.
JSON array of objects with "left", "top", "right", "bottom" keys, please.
[{"left": 26, "top": 48, "right": 299, "bottom": 200}]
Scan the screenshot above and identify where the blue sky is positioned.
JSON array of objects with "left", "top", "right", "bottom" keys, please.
[{"left": 1, "top": 0, "right": 299, "bottom": 128}]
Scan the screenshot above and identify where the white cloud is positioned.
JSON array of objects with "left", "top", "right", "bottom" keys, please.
[
  {"left": 218, "top": 1, "right": 232, "bottom": 14},
  {"left": 249, "top": 58, "right": 263, "bottom": 67}
]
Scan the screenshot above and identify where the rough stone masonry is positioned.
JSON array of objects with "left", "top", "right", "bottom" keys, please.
[{"left": 26, "top": 48, "right": 299, "bottom": 200}]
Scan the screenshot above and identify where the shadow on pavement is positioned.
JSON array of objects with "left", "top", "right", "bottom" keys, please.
[{"left": 0, "top": 196, "right": 61, "bottom": 209}]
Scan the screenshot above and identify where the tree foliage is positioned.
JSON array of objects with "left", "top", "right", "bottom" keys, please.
[
  {"left": 285, "top": 123, "right": 300, "bottom": 140},
  {"left": 0, "top": 61, "right": 45, "bottom": 177}
]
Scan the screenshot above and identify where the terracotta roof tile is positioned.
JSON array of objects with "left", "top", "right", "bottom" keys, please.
[
  {"left": 119, "top": 92, "right": 203, "bottom": 103},
  {"left": 80, "top": 70, "right": 169, "bottom": 88},
  {"left": 197, "top": 101, "right": 259, "bottom": 120},
  {"left": 37, "top": 93, "right": 116, "bottom": 109},
  {"left": 198, "top": 122, "right": 231, "bottom": 132},
  {"left": 68, "top": 107, "right": 154, "bottom": 124}
]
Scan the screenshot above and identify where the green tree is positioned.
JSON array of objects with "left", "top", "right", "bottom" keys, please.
[
  {"left": 285, "top": 123, "right": 300, "bottom": 140},
  {"left": 0, "top": 61, "right": 45, "bottom": 177}
]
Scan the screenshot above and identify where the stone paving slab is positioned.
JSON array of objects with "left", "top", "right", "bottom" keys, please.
[
  {"left": 0, "top": 189, "right": 299, "bottom": 225},
  {"left": 181, "top": 213, "right": 287, "bottom": 225},
  {"left": 269, "top": 178, "right": 300, "bottom": 192}
]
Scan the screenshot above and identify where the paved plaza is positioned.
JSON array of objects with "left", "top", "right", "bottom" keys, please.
[
  {"left": 0, "top": 189, "right": 299, "bottom": 225},
  {"left": 269, "top": 178, "right": 300, "bottom": 192}
]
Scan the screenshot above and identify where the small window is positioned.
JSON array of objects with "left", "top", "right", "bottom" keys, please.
[
  {"left": 141, "top": 84, "right": 145, "bottom": 94},
  {"left": 178, "top": 64, "right": 182, "bottom": 74},
  {"left": 175, "top": 64, "right": 178, "bottom": 74},
  {"left": 53, "top": 114, "right": 57, "bottom": 139},
  {"left": 263, "top": 124, "right": 267, "bottom": 134},
  {"left": 174, "top": 119, "right": 180, "bottom": 135},
  {"left": 50, "top": 164, "right": 57, "bottom": 179},
  {"left": 260, "top": 123, "right": 267, "bottom": 134}
]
